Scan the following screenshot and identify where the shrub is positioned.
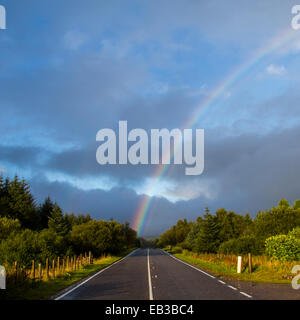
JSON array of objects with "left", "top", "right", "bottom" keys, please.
[
  {"left": 0, "top": 229, "right": 40, "bottom": 268},
  {"left": 218, "top": 236, "right": 265, "bottom": 255},
  {"left": 288, "top": 227, "right": 300, "bottom": 239},
  {"left": 265, "top": 235, "right": 300, "bottom": 261},
  {"left": 172, "top": 246, "right": 183, "bottom": 254}
]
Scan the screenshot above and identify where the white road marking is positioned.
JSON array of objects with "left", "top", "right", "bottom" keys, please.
[
  {"left": 240, "top": 291, "right": 252, "bottom": 298},
  {"left": 162, "top": 250, "right": 215, "bottom": 279},
  {"left": 162, "top": 249, "right": 253, "bottom": 299},
  {"left": 227, "top": 285, "right": 237, "bottom": 291},
  {"left": 148, "top": 248, "right": 154, "bottom": 300},
  {"left": 54, "top": 249, "right": 139, "bottom": 300}
]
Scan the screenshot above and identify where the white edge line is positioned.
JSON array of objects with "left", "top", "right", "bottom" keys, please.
[
  {"left": 162, "top": 249, "right": 215, "bottom": 279},
  {"left": 218, "top": 280, "right": 226, "bottom": 284},
  {"left": 148, "top": 248, "right": 154, "bottom": 300},
  {"left": 240, "top": 291, "right": 252, "bottom": 298},
  {"left": 163, "top": 250, "right": 254, "bottom": 299},
  {"left": 227, "top": 285, "right": 238, "bottom": 291},
  {"left": 54, "top": 248, "right": 139, "bottom": 300}
]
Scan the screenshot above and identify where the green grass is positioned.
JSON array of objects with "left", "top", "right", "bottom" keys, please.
[
  {"left": 165, "top": 248, "right": 297, "bottom": 284},
  {"left": 0, "top": 251, "right": 133, "bottom": 300}
]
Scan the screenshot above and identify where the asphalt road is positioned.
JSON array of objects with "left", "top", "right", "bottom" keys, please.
[{"left": 56, "top": 248, "right": 253, "bottom": 300}]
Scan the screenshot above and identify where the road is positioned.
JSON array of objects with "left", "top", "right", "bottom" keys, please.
[{"left": 55, "top": 248, "right": 252, "bottom": 300}]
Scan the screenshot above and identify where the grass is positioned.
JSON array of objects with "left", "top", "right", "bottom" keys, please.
[
  {"left": 164, "top": 247, "right": 298, "bottom": 284},
  {"left": 0, "top": 251, "right": 133, "bottom": 300}
]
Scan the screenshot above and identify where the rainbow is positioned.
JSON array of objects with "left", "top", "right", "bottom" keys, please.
[{"left": 132, "top": 28, "right": 298, "bottom": 236}]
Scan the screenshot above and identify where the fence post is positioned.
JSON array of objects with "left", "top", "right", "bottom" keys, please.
[
  {"left": 46, "top": 258, "right": 49, "bottom": 279},
  {"left": 88, "top": 251, "right": 91, "bottom": 264},
  {"left": 52, "top": 259, "right": 55, "bottom": 279},
  {"left": 62, "top": 258, "right": 65, "bottom": 274},
  {"left": 67, "top": 256, "right": 69, "bottom": 270},
  {"left": 248, "top": 253, "right": 252, "bottom": 273},
  {"left": 38, "top": 264, "right": 42, "bottom": 281},
  {"left": 237, "top": 256, "right": 242, "bottom": 273},
  {"left": 71, "top": 257, "right": 73, "bottom": 271},
  {"left": 14, "top": 261, "right": 18, "bottom": 284},
  {"left": 31, "top": 260, "right": 35, "bottom": 280},
  {"left": 57, "top": 256, "right": 60, "bottom": 275}
]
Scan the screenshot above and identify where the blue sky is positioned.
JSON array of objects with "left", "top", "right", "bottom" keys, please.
[{"left": 1, "top": 0, "right": 300, "bottom": 236}]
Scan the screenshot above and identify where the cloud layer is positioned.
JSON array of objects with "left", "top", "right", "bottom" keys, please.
[{"left": 1, "top": 0, "right": 300, "bottom": 236}]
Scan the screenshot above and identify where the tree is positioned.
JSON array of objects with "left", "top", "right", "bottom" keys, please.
[
  {"left": 6, "top": 176, "right": 38, "bottom": 229},
  {"left": 48, "top": 204, "right": 68, "bottom": 236},
  {"left": 68, "top": 220, "right": 112, "bottom": 256},
  {"left": 0, "top": 217, "right": 21, "bottom": 241},
  {"left": 254, "top": 205, "right": 300, "bottom": 239},
  {"left": 37, "top": 196, "right": 55, "bottom": 230},
  {"left": 195, "top": 213, "right": 220, "bottom": 253},
  {"left": 293, "top": 199, "right": 300, "bottom": 209},
  {"left": 124, "top": 222, "right": 137, "bottom": 249}
]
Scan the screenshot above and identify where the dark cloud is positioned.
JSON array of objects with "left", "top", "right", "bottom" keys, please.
[{"left": 1, "top": 0, "right": 300, "bottom": 236}]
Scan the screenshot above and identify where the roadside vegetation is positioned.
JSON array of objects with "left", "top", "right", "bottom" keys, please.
[
  {"left": 0, "top": 255, "right": 123, "bottom": 300},
  {"left": 0, "top": 175, "right": 138, "bottom": 299},
  {"left": 157, "top": 199, "right": 300, "bottom": 283}
]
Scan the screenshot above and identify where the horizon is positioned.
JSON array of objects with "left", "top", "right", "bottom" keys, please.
[{"left": 1, "top": 1, "right": 300, "bottom": 237}]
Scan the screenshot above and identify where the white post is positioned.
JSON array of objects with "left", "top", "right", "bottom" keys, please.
[
  {"left": 237, "top": 256, "right": 242, "bottom": 274},
  {"left": 0, "top": 265, "right": 6, "bottom": 289}
]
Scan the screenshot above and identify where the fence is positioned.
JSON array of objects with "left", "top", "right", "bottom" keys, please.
[{"left": 7, "top": 251, "right": 93, "bottom": 285}]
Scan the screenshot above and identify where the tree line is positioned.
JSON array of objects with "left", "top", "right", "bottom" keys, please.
[
  {"left": 157, "top": 199, "right": 300, "bottom": 260},
  {"left": 0, "top": 176, "right": 137, "bottom": 268}
]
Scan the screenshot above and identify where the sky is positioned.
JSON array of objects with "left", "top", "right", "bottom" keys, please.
[{"left": 1, "top": 0, "right": 300, "bottom": 237}]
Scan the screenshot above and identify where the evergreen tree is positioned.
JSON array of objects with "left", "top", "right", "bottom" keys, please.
[
  {"left": 37, "top": 196, "right": 55, "bottom": 230},
  {"left": 48, "top": 204, "right": 68, "bottom": 236},
  {"left": 7, "top": 176, "right": 38, "bottom": 229}
]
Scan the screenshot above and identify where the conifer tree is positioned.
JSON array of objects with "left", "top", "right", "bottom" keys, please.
[{"left": 48, "top": 204, "right": 68, "bottom": 236}]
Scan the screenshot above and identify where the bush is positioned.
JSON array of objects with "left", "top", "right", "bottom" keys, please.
[
  {"left": 172, "top": 246, "right": 183, "bottom": 254},
  {"left": 288, "top": 227, "right": 300, "bottom": 239},
  {"left": 0, "top": 229, "right": 40, "bottom": 268},
  {"left": 0, "top": 217, "right": 21, "bottom": 241},
  {"left": 218, "top": 236, "right": 265, "bottom": 255},
  {"left": 265, "top": 235, "right": 300, "bottom": 261}
]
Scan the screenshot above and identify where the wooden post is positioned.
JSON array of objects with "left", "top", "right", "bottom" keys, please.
[
  {"left": 20, "top": 266, "right": 23, "bottom": 282},
  {"left": 57, "top": 256, "right": 60, "bottom": 275},
  {"left": 71, "top": 257, "right": 73, "bottom": 271},
  {"left": 31, "top": 260, "right": 35, "bottom": 280},
  {"left": 46, "top": 258, "right": 49, "bottom": 279},
  {"left": 14, "top": 261, "right": 18, "bottom": 284},
  {"left": 74, "top": 256, "right": 76, "bottom": 270},
  {"left": 52, "top": 259, "right": 55, "bottom": 279},
  {"left": 38, "top": 264, "right": 42, "bottom": 280},
  {"left": 66, "top": 256, "right": 69, "bottom": 270},
  {"left": 88, "top": 251, "right": 91, "bottom": 264},
  {"left": 62, "top": 259, "right": 65, "bottom": 274},
  {"left": 237, "top": 256, "right": 242, "bottom": 273},
  {"left": 248, "top": 253, "right": 252, "bottom": 273}
]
